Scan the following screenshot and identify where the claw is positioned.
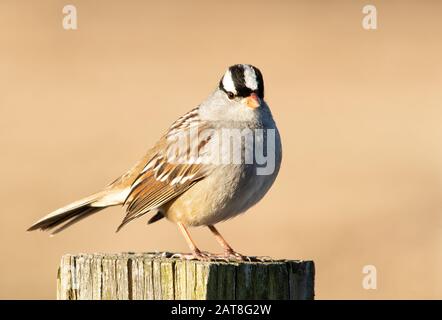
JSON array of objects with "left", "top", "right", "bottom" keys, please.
[
  {"left": 171, "top": 250, "right": 213, "bottom": 261},
  {"left": 170, "top": 251, "right": 276, "bottom": 263},
  {"left": 170, "top": 250, "right": 263, "bottom": 262},
  {"left": 223, "top": 249, "right": 249, "bottom": 261},
  {"left": 253, "top": 255, "right": 274, "bottom": 262}
]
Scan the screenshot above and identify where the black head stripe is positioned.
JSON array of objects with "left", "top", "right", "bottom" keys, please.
[
  {"left": 251, "top": 66, "right": 264, "bottom": 99},
  {"left": 229, "top": 65, "right": 246, "bottom": 92}
]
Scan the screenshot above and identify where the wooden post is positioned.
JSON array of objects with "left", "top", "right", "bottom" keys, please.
[{"left": 57, "top": 252, "right": 315, "bottom": 300}]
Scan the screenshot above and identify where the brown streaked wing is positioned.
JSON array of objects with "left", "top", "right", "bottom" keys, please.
[{"left": 118, "top": 109, "right": 214, "bottom": 230}]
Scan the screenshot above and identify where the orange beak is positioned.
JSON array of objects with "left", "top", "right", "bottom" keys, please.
[{"left": 242, "top": 92, "right": 260, "bottom": 109}]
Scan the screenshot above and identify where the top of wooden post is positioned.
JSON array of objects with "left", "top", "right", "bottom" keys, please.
[{"left": 57, "top": 252, "right": 315, "bottom": 300}]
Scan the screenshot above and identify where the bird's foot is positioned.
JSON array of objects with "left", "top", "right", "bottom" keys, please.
[
  {"left": 171, "top": 250, "right": 249, "bottom": 262},
  {"left": 221, "top": 249, "right": 250, "bottom": 262},
  {"left": 250, "top": 255, "right": 275, "bottom": 262},
  {"left": 170, "top": 251, "right": 274, "bottom": 262},
  {"left": 171, "top": 250, "right": 214, "bottom": 261}
]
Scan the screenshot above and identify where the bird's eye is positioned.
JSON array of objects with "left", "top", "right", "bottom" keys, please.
[{"left": 227, "top": 92, "right": 235, "bottom": 99}]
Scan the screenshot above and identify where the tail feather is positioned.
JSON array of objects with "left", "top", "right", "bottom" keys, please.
[
  {"left": 49, "top": 207, "right": 104, "bottom": 235},
  {"left": 27, "top": 190, "right": 125, "bottom": 235}
]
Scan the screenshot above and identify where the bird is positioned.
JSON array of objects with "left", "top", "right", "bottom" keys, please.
[{"left": 28, "top": 64, "right": 282, "bottom": 260}]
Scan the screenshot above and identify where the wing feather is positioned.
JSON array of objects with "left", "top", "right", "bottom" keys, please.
[{"left": 118, "top": 108, "right": 214, "bottom": 230}]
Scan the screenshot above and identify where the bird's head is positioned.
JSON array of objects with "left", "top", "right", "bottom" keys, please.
[
  {"left": 200, "top": 64, "right": 268, "bottom": 122},
  {"left": 219, "top": 64, "right": 264, "bottom": 110}
]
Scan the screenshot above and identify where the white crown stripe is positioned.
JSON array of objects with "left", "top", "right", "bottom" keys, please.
[
  {"left": 222, "top": 70, "right": 237, "bottom": 94},
  {"left": 243, "top": 65, "right": 258, "bottom": 91}
]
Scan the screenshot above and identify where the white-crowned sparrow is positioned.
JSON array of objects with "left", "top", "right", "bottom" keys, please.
[{"left": 28, "top": 64, "right": 282, "bottom": 260}]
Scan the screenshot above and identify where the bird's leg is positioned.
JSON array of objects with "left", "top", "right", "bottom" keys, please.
[
  {"left": 176, "top": 222, "right": 210, "bottom": 260},
  {"left": 208, "top": 225, "right": 247, "bottom": 261}
]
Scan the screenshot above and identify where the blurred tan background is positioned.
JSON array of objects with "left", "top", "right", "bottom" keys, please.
[{"left": 1, "top": 0, "right": 441, "bottom": 299}]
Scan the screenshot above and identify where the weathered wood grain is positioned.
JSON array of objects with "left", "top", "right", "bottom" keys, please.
[{"left": 57, "top": 252, "right": 315, "bottom": 300}]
